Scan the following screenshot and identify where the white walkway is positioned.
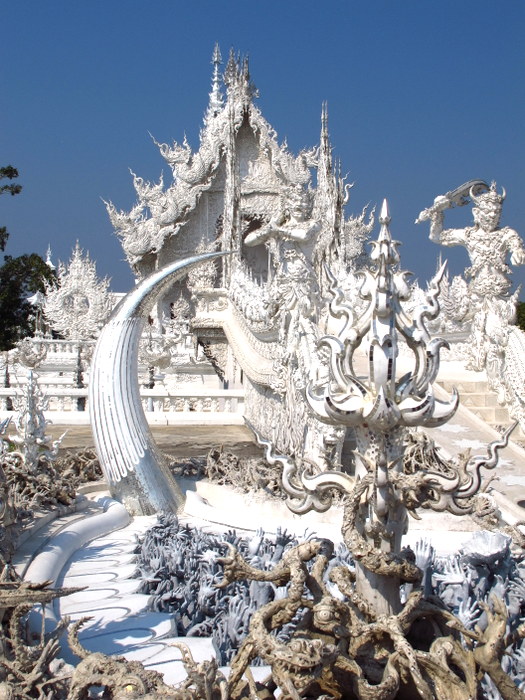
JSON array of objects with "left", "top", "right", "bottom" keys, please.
[{"left": 55, "top": 509, "right": 216, "bottom": 685}]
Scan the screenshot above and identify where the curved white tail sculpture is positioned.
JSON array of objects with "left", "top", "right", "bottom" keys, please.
[{"left": 90, "top": 252, "right": 226, "bottom": 515}]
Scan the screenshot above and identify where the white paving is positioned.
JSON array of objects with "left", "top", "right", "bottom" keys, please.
[{"left": 55, "top": 511, "right": 217, "bottom": 685}]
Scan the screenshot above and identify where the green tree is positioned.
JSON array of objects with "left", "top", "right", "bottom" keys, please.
[{"left": 0, "top": 166, "right": 56, "bottom": 351}]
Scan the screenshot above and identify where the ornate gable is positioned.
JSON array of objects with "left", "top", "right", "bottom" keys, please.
[
  {"left": 106, "top": 47, "right": 349, "bottom": 279},
  {"left": 43, "top": 242, "right": 113, "bottom": 340}
]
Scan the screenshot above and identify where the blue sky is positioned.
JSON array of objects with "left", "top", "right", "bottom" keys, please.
[{"left": 1, "top": 1, "right": 524, "bottom": 292}]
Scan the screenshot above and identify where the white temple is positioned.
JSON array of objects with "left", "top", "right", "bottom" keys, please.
[{"left": 2, "top": 46, "right": 525, "bottom": 699}]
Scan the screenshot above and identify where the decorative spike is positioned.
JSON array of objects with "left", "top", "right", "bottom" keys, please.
[
  {"left": 45, "top": 245, "right": 55, "bottom": 270},
  {"left": 212, "top": 42, "right": 221, "bottom": 65},
  {"left": 207, "top": 43, "right": 224, "bottom": 118},
  {"left": 379, "top": 199, "right": 391, "bottom": 225},
  {"left": 224, "top": 47, "right": 238, "bottom": 86},
  {"left": 316, "top": 101, "right": 333, "bottom": 201},
  {"left": 242, "top": 55, "right": 250, "bottom": 79},
  {"left": 321, "top": 101, "right": 328, "bottom": 132}
]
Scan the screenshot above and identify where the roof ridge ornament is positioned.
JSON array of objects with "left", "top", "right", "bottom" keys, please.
[
  {"left": 45, "top": 244, "right": 55, "bottom": 270},
  {"left": 223, "top": 48, "right": 258, "bottom": 104},
  {"left": 206, "top": 42, "right": 224, "bottom": 120}
]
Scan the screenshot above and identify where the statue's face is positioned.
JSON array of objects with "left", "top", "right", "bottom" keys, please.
[
  {"left": 63, "top": 293, "right": 90, "bottom": 316},
  {"left": 292, "top": 197, "right": 308, "bottom": 220},
  {"left": 473, "top": 199, "right": 501, "bottom": 231},
  {"left": 286, "top": 189, "right": 311, "bottom": 221}
]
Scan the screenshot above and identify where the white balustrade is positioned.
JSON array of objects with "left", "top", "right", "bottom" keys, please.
[{"left": 0, "top": 386, "right": 244, "bottom": 417}]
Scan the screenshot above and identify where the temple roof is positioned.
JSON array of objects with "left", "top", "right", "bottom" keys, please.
[{"left": 105, "top": 48, "right": 342, "bottom": 275}]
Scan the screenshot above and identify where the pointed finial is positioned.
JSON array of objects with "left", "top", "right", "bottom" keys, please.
[
  {"left": 212, "top": 42, "right": 222, "bottom": 66},
  {"left": 241, "top": 54, "right": 258, "bottom": 100},
  {"left": 46, "top": 245, "right": 55, "bottom": 270},
  {"left": 320, "top": 102, "right": 330, "bottom": 147},
  {"left": 74, "top": 239, "right": 83, "bottom": 257},
  {"left": 207, "top": 43, "right": 224, "bottom": 118},
  {"left": 317, "top": 101, "right": 332, "bottom": 181},
  {"left": 321, "top": 101, "right": 328, "bottom": 130},
  {"left": 379, "top": 199, "right": 391, "bottom": 225},
  {"left": 242, "top": 55, "right": 250, "bottom": 79},
  {"left": 225, "top": 47, "right": 236, "bottom": 74},
  {"left": 223, "top": 47, "right": 239, "bottom": 91}
]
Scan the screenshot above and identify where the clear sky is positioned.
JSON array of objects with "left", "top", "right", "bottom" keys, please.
[{"left": 1, "top": 1, "right": 524, "bottom": 293}]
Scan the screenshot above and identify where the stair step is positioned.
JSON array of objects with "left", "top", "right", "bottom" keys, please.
[
  {"left": 467, "top": 406, "right": 511, "bottom": 423},
  {"left": 439, "top": 380, "right": 491, "bottom": 394},
  {"left": 438, "top": 379, "right": 525, "bottom": 440},
  {"left": 460, "top": 393, "right": 500, "bottom": 408}
]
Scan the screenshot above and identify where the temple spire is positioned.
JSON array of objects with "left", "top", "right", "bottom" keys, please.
[
  {"left": 316, "top": 101, "right": 334, "bottom": 213},
  {"left": 319, "top": 102, "right": 331, "bottom": 167},
  {"left": 207, "top": 43, "right": 223, "bottom": 119},
  {"left": 321, "top": 102, "right": 329, "bottom": 141},
  {"left": 379, "top": 198, "right": 391, "bottom": 226}
]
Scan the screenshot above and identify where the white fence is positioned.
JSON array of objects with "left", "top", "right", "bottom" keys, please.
[{"left": 0, "top": 386, "right": 245, "bottom": 426}]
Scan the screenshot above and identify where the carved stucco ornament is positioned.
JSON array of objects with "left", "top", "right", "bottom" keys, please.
[
  {"left": 293, "top": 200, "right": 460, "bottom": 613},
  {"left": 89, "top": 251, "right": 228, "bottom": 515},
  {"left": 307, "top": 200, "right": 458, "bottom": 434},
  {"left": 44, "top": 241, "right": 113, "bottom": 340}
]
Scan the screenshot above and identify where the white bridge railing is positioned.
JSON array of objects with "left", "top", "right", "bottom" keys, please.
[{"left": 0, "top": 386, "right": 245, "bottom": 425}]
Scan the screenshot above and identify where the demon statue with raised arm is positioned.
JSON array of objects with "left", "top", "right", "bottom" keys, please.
[{"left": 417, "top": 181, "right": 525, "bottom": 376}]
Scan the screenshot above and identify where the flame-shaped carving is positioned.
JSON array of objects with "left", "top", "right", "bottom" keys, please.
[{"left": 307, "top": 200, "right": 458, "bottom": 432}]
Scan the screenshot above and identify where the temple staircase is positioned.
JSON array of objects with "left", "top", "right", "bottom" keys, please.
[{"left": 438, "top": 378, "right": 525, "bottom": 442}]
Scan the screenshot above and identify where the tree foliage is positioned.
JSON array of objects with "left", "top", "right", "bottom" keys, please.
[
  {"left": 0, "top": 166, "right": 22, "bottom": 252},
  {"left": 0, "top": 254, "right": 55, "bottom": 351},
  {"left": 0, "top": 166, "right": 56, "bottom": 351}
]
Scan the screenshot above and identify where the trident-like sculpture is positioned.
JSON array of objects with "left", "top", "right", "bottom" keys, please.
[
  {"left": 304, "top": 200, "right": 457, "bottom": 612},
  {"left": 267, "top": 200, "right": 513, "bottom": 615}
]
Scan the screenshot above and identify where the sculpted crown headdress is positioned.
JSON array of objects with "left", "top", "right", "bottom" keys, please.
[
  {"left": 470, "top": 180, "right": 506, "bottom": 208},
  {"left": 283, "top": 184, "right": 314, "bottom": 215}
]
